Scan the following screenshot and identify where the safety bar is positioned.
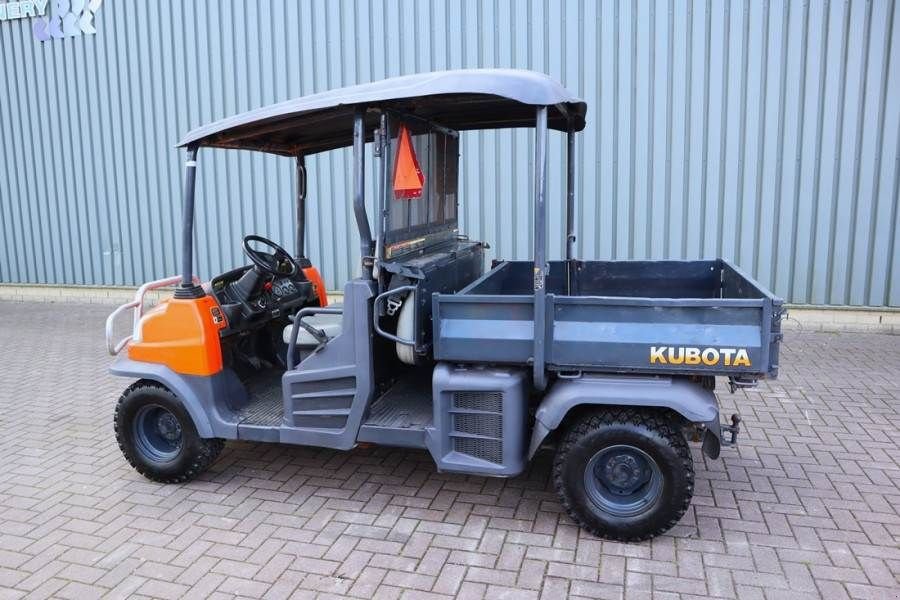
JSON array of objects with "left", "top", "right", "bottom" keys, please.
[
  {"left": 286, "top": 306, "right": 344, "bottom": 370},
  {"left": 105, "top": 275, "right": 199, "bottom": 355},
  {"left": 373, "top": 285, "right": 417, "bottom": 347}
]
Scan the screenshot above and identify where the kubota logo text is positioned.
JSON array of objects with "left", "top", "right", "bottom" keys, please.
[{"left": 650, "top": 346, "right": 751, "bottom": 367}]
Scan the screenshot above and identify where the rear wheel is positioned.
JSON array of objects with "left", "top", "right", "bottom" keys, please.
[
  {"left": 114, "top": 381, "right": 223, "bottom": 483},
  {"left": 553, "top": 408, "right": 693, "bottom": 541}
]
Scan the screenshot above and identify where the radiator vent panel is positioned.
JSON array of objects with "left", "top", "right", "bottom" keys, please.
[
  {"left": 453, "top": 436, "right": 503, "bottom": 464},
  {"left": 453, "top": 412, "right": 502, "bottom": 439},
  {"left": 453, "top": 391, "right": 502, "bottom": 413},
  {"left": 431, "top": 365, "right": 527, "bottom": 476},
  {"left": 450, "top": 391, "right": 503, "bottom": 465}
]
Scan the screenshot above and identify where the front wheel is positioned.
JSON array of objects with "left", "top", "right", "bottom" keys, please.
[
  {"left": 553, "top": 408, "right": 694, "bottom": 541},
  {"left": 114, "top": 381, "right": 224, "bottom": 483}
]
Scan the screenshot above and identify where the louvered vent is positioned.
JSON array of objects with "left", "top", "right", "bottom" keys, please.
[
  {"left": 453, "top": 436, "right": 502, "bottom": 464},
  {"left": 453, "top": 391, "right": 502, "bottom": 412},
  {"left": 451, "top": 391, "right": 503, "bottom": 464}
]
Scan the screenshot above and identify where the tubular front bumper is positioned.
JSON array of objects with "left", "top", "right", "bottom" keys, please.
[{"left": 105, "top": 275, "right": 199, "bottom": 355}]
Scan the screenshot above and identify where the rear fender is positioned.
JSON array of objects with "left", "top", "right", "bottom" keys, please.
[
  {"left": 529, "top": 375, "right": 722, "bottom": 459},
  {"left": 110, "top": 357, "right": 246, "bottom": 439}
]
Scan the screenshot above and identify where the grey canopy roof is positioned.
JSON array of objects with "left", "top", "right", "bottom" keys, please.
[{"left": 178, "top": 69, "right": 586, "bottom": 156}]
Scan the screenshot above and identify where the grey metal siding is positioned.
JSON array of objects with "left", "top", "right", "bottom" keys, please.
[{"left": 0, "top": 0, "right": 897, "bottom": 306}]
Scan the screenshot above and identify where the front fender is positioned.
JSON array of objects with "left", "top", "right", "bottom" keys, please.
[
  {"left": 529, "top": 375, "right": 722, "bottom": 459},
  {"left": 109, "top": 357, "right": 244, "bottom": 439}
]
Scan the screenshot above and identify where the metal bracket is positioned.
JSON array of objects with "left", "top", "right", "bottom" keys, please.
[
  {"left": 727, "top": 375, "right": 758, "bottom": 393},
  {"left": 720, "top": 414, "right": 741, "bottom": 446},
  {"left": 385, "top": 295, "right": 403, "bottom": 316},
  {"left": 380, "top": 261, "right": 425, "bottom": 280}
]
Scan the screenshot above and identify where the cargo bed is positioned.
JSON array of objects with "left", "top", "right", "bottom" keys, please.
[{"left": 433, "top": 259, "right": 783, "bottom": 381}]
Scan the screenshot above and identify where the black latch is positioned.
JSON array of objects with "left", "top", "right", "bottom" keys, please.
[
  {"left": 720, "top": 414, "right": 741, "bottom": 446},
  {"left": 727, "top": 375, "right": 758, "bottom": 393}
]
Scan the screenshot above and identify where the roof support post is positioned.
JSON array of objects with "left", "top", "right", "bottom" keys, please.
[
  {"left": 533, "top": 106, "right": 549, "bottom": 391},
  {"left": 565, "top": 127, "right": 576, "bottom": 296},
  {"left": 295, "top": 155, "right": 307, "bottom": 259},
  {"left": 566, "top": 128, "right": 576, "bottom": 261},
  {"left": 175, "top": 145, "right": 204, "bottom": 299},
  {"left": 353, "top": 107, "right": 374, "bottom": 278},
  {"left": 372, "top": 112, "right": 388, "bottom": 281}
]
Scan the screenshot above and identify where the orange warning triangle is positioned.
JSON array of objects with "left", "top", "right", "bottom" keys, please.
[{"left": 393, "top": 124, "right": 425, "bottom": 199}]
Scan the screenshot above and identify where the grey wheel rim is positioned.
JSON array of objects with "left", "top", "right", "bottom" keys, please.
[
  {"left": 133, "top": 404, "right": 183, "bottom": 462},
  {"left": 583, "top": 444, "right": 663, "bottom": 518}
]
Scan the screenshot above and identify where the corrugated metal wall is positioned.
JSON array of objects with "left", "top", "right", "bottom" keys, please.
[{"left": 1, "top": 0, "right": 898, "bottom": 306}]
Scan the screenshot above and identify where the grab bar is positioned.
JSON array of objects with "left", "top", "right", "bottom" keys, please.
[
  {"left": 373, "top": 285, "right": 417, "bottom": 346},
  {"left": 105, "top": 275, "right": 198, "bottom": 355},
  {"left": 286, "top": 306, "right": 344, "bottom": 369}
]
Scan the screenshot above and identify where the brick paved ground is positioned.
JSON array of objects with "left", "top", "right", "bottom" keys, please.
[{"left": 0, "top": 301, "right": 898, "bottom": 599}]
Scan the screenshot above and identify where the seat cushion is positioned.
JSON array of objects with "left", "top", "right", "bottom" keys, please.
[{"left": 283, "top": 307, "right": 343, "bottom": 346}]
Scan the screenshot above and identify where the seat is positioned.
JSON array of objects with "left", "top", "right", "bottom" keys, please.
[{"left": 283, "top": 306, "right": 343, "bottom": 347}]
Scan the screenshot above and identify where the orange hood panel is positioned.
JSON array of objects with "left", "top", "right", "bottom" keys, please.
[
  {"left": 127, "top": 295, "right": 227, "bottom": 376},
  {"left": 303, "top": 266, "right": 328, "bottom": 307}
]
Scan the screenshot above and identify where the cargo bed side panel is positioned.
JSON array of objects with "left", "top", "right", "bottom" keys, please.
[
  {"left": 433, "top": 296, "right": 534, "bottom": 365},
  {"left": 433, "top": 259, "right": 782, "bottom": 379},
  {"left": 548, "top": 296, "right": 768, "bottom": 376}
]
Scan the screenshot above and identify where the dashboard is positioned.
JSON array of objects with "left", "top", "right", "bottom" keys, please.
[{"left": 210, "top": 265, "right": 313, "bottom": 334}]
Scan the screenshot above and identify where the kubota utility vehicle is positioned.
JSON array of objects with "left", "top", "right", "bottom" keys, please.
[{"left": 106, "top": 69, "right": 783, "bottom": 540}]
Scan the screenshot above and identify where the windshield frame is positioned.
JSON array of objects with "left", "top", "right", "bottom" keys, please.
[{"left": 378, "top": 110, "right": 461, "bottom": 259}]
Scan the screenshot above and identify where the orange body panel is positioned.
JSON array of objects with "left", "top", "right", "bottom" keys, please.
[
  {"left": 303, "top": 266, "right": 328, "bottom": 307},
  {"left": 128, "top": 296, "right": 227, "bottom": 376}
]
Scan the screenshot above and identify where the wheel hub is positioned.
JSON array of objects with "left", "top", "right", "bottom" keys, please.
[
  {"left": 598, "top": 452, "right": 650, "bottom": 494},
  {"left": 157, "top": 413, "right": 182, "bottom": 442},
  {"left": 133, "top": 404, "right": 183, "bottom": 462},
  {"left": 584, "top": 444, "right": 663, "bottom": 517}
]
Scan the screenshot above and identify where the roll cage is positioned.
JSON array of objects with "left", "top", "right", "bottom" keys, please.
[{"left": 174, "top": 69, "right": 586, "bottom": 387}]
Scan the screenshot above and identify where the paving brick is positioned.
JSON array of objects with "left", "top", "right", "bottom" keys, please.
[
  {"left": 432, "top": 563, "right": 467, "bottom": 595},
  {"left": 135, "top": 578, "right": 190, "bottom": 600},
  {"left": 465, "top": 566, "right": 518, "bottom": 587},
  {"left": 382, "top": 569, "right": 435, "bottom": 591},
  {"left": 515, "top": 558, "right": 547, "bottom": 590},
  {"left": 54, "top": 581, "right": 105, "bottom": 600},
  {"left": 1, "top": 301, "right": 899, "bottom": 599},
  {"left": 568, "top": 580, "right": 624, "bottom": 600}
]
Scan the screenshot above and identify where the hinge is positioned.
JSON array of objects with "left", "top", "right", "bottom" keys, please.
[{"left": 373, "top": 128, "right": 384, "bottom": 158}]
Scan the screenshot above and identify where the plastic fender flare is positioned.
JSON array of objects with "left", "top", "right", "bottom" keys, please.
[
  {"left": 110, "top": 357, "right": 218, "bottom": 438},
  {"left": 528, "top": 375, "right": 721, "bottom": 459}
]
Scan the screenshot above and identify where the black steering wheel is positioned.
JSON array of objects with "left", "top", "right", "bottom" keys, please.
[{"left": 242, "top": 235, "right": 299, "bottom": 277}]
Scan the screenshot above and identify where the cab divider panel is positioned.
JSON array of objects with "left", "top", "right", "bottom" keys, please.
[
  {"left": 381, "top": 239, "right": 484, "bottom": 354},
  {"left": 280, "top": 280, "right": 376, "bottom": 449}
]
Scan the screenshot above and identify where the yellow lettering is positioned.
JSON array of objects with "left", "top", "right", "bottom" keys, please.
[
  {"left": 701, "top": 348, "right": 719, "bottom": 366},
  {"left": 721, "top": 348, "right": 736, "bottom": 366},
  {"left": 733, "top": 349, "right": 751, "bottom": 367},
  {"left": 684, "top": 347, "right": 701, "bottom": 365},
  {"left": 650, "top": 346, "right": 751, "bottom": 368}
]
